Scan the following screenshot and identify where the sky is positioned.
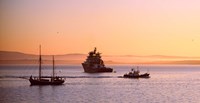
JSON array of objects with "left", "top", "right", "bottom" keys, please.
[{"left": 1, "top": 0, "right": 200, "bottom": 56}]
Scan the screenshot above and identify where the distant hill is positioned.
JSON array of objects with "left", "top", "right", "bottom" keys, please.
[
  {"left": 0, "top": 51, "right": 86, "bottom": 60},
  {"left": 0, "top": 51, "right": 37, "bottom": 60},
  {"left": 1, "top": 51, "right": 200, "bottom": 65},
  {"left": 0, "top": 51, "right": 86, "bottom": 64}
]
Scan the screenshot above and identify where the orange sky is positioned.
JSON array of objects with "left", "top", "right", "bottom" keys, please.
[{"left": 1, "top": 0, "right": 200, "bottom": 56}]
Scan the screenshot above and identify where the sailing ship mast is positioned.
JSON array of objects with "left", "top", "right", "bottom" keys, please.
[
  {"left": 39, "top": 45, "right": 42, "bottom": 80},
  {"left": 52, "top": 55, "right": 55, "bottom": 81}
]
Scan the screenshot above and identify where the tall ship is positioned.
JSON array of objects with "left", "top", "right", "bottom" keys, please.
[
  {"left": 82, "top": 47, "right": 113, "bottom": 73},
  {"left": 29, "top": 46, "right": 65, "bottom": 85}
]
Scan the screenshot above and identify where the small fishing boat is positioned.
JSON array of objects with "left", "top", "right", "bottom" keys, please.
[
  {"left": 29, "top": 46, "right": 65, "bottom": 85},
  {"left": 123, "top": 67, "right": 150, "bottom": 78}
]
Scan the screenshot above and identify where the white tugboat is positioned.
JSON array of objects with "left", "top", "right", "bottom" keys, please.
[{"left": 82, "top": 47, "right": 113, "bottom": 73}]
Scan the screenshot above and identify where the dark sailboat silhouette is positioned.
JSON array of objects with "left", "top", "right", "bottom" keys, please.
[
  {"left": 82, "top": 47, "right": 113, "bottom": 73},
  {"left": 29, "top": 46, "right": 65, "bottom": 85}
]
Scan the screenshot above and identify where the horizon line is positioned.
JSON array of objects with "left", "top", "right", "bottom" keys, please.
[{"left": 1, "top": 50, "right": 200, "bottom": 59}]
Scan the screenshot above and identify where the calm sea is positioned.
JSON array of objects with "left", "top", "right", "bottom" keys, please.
[{"left": 0, "top": 64, "right": 200, "bottom": 103}]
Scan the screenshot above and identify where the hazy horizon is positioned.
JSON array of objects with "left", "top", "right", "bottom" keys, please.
[{"left": 1, "top": 50, "right": 200, "bottom": 65}]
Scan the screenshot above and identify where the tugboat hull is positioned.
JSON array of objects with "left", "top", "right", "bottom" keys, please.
[
  {"left": 82, "top": 63, "right": 113, "bottom": 73},
  {"left": 123, "top": 73, "right": 150, "bottom": 78}
]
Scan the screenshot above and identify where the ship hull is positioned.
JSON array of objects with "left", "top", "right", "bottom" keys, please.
[
  {"left": 82, "top": 63, "right": 113, "bottom": 73},
  {"left": 123, "top": 73, "right": 150, "bottom": 78},
  {"left": 29, "top": 78, "right": 64, "bottom": 85}
]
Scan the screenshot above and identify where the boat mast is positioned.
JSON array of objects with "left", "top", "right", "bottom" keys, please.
[
  {"left": 52, "top": 55, "right": 55, "bottom": 81},
  {"left": 39, "top": 45, "right": 42, "bottom": 80}
]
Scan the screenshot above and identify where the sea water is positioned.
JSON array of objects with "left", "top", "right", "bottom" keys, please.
[{"left": 0, "top": 64, "right": 200, "bottom": 103}]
